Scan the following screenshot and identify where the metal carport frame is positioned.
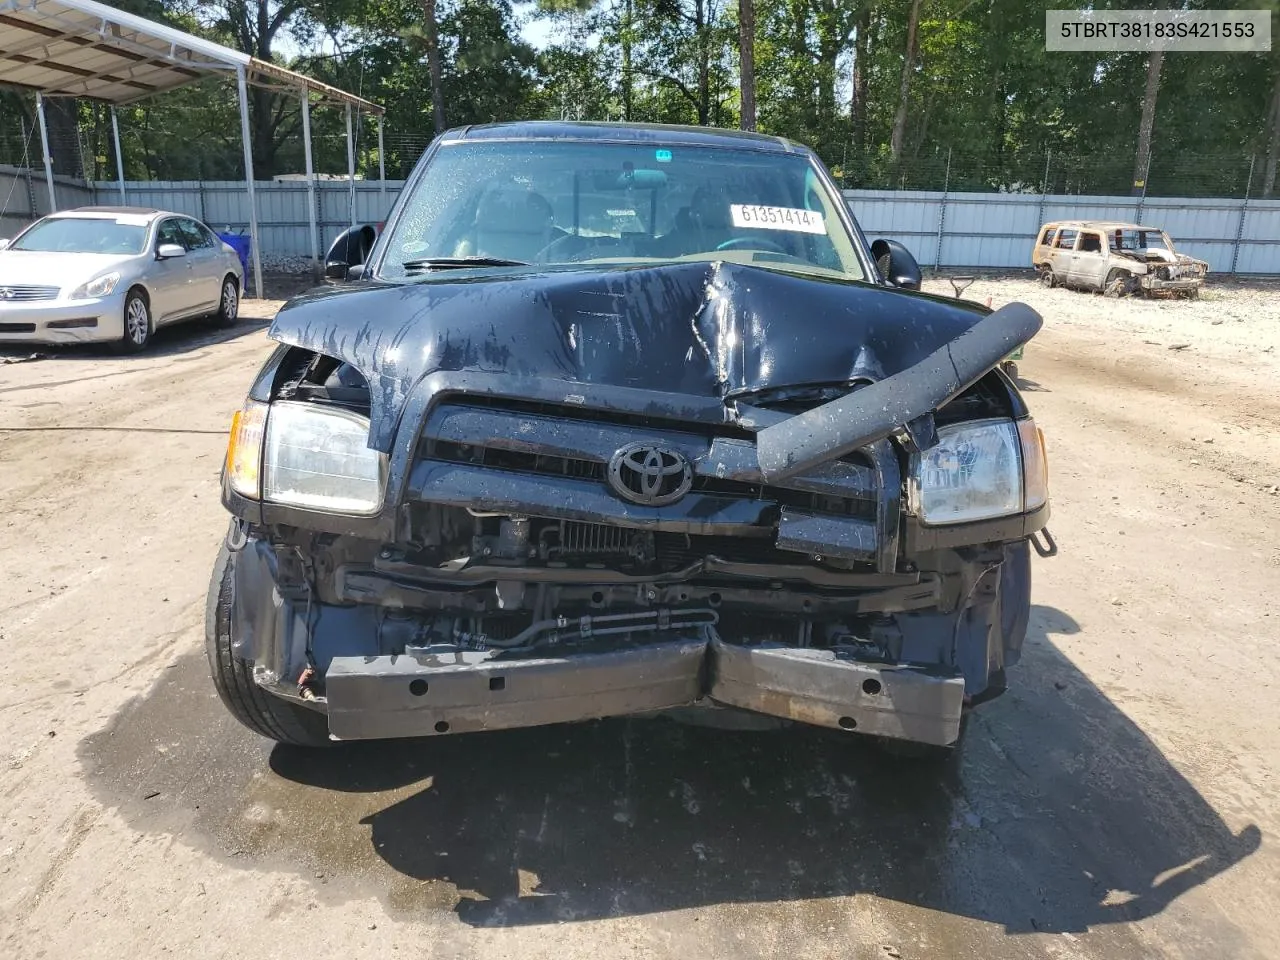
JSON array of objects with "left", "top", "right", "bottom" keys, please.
[{"left": 0, "top": 0, "right": 385, "bottom": 298}]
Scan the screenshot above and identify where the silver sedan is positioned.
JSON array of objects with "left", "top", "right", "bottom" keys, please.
[{"left": 0, "top": 206, "right": 245, "bottom": 352}]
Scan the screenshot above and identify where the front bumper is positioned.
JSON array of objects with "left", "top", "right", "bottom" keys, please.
[
  {"left": 1140, "top": 276, "right": 1204, "bottom": 292},
  {"left": 322, "top": 635, "right": 965, "bottom": 746},
  {"left": 0, "top": 293, "right": 125, "bottom": 343}
]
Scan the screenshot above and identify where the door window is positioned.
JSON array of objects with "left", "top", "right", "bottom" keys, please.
[
  {"left": 155, "top": 219, "right": 184, "bottom": 249},
  {"left": 177, "top": 219, "right": 213, "bottom": 250},
  {"left": 1054, "top": 229, "right": 1077, "bottom": 250},
  {"left": 1078, "top": 232, "right": 1103, "bottom": 254}
]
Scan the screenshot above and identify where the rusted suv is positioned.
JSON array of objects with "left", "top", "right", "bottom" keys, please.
[{"left": 1032, "top": 221, "right": 1207, "bottom": 298}]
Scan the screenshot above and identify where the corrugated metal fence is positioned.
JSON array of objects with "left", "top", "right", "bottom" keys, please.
[
  {"left": 843, "top": 189, "right": 1280, "bottom": 275},
  {"left": 0, "top": 164, "right": 95, "bottom": 239},
  {"left": 112, "top": 179, "right": 399, "bottom": 259},
  {"left": 3, "top": 168, "right": 1277, "bottom": 275}
]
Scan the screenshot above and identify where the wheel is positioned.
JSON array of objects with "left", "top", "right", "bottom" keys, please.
[
  {"left": 1039, "top": 266, "right": 1056, "bottom": 288},
  {"left": 115, "top": 288, "right": 151, "bottom": 353},
  {"left": 204, "top": 541, "right": 332, "bottom": 747},
  {"left": 212, "top": 275, "right": 240, "bottom": 327},
  {"left": 1002, "top": 360, "right": 1019, "bottom": 380},
  {"left": 1103, "top": 270, "right": 1131, "bottom": 299}
]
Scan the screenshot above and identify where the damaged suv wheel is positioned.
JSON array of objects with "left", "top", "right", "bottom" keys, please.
[{"left": 204, "top": 542, "right": 332, "bottom": 748}]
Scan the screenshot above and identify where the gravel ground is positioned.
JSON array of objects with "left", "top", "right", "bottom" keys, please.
[{"left": 922, "top": 273, "right": 1280, "bottom": 367}]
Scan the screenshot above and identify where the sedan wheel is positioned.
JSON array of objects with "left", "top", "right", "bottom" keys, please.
[
  {"left": 116, "top": 291, "right": 151, "bottom": 353},
  {"left": 214, "top": 277, "right": 240, "bottom": 328}
]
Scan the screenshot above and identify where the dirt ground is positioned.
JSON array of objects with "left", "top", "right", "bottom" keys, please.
[{"left": 2, "top": 273, "right": 1279, "bottom": 959}]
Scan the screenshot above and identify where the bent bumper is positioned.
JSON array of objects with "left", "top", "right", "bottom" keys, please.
[
  {"left": 1140, "top": 276, "right": 1203, "bottom": 292},
  {"left": 321, "top": 635, "right": 965, "bottom": 746},
  {"left": 0, "top": 294, "right": 125, "bottom": 343}
]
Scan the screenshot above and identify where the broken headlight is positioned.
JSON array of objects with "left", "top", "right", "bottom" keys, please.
[
  {"left": 911, "top": 417, "right": 1047, "bottom": 526},
  {"left": 261, "top": 401, "right": 386, "bottom": 515}
]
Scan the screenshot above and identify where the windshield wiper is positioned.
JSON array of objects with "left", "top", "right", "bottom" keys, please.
[{"left": 402, "top": 256, "right": 530, "bottom": 272}]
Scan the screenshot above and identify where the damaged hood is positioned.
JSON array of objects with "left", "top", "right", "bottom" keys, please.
[{"left": 269, "top": 261, "right": 1039, "bottom": 460}]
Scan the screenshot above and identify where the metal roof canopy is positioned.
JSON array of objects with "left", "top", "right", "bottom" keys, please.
[{"left": 0, "top": 0, "right": 388, "bottom": 297}]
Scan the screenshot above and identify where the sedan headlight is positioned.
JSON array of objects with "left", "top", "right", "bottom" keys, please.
[
  {"left": 263, "top": 401, "right": 386, "bottom": 514},
  {"left": 911, "top": 417, "right": 1048, "bottom": 526},
  {"left": 70, "top": 272, "right": 121, "bottom": 299}
]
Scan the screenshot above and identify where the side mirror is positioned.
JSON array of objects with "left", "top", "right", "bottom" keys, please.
[
  {"left": 157, "top": 243, "right": 186, "bottom": 260},
  {"left": 323, "top": 262, "right": 365, "bottom": 281},
  {"left": 323, "top": 224, "right": 378, "bottom": 282},
  {"left": 871, "top": 239, "right": 922, "bottom": 290}
]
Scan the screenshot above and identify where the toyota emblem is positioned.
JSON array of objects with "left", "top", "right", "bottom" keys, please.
[
  {"left": 0, "top": 288, "right": 12, "bottom": 301},
  {"left": 607, "top": 443, "right": 693, "bottom": 506}
]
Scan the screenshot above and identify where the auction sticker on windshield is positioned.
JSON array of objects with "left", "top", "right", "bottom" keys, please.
[{"left": 730, "top": 204, "right": 826, "bottom": 234}]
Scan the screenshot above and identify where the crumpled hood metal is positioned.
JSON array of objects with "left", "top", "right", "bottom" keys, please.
[{"left": 268, "top": 260, "right": 994, "bottom": 452}]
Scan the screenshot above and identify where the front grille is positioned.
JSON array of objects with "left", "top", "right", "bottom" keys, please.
[
  {"left": 411, "top": 397, "right": 897, "bottom": 571},
  {"left": 424, "top": 416, "right": 876, "bottom": 521},
  {"left": 0, "top": 285, "right": 59, "bottom": 302}
]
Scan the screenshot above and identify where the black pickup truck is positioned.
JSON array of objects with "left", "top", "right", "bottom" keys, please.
[{"left": 208, "top": 121, "right": 1051, "bottom": 758}]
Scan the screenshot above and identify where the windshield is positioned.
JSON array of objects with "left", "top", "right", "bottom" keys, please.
[
  {"left": 1112, "top": 229, "right": 1172, "bottom": 253},
  {"left": 11, "top": 216, "right": 148, "bottom": 255},
  {"left": 379, "top": 140, "right": 865, "bottom": 281}
]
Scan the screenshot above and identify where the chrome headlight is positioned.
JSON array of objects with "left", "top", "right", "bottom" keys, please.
[
  {"left": 263, "top": 401, "right": 386, "bottom": 514},
  {"left": 911, "top": 417, "right": 1048, "bottom": 526},
  {"left": 70, "top": 272, "right": 121, "bottom": 299},
  {"left": 224, "top": 400, "right": 385, "bottom": 514}
]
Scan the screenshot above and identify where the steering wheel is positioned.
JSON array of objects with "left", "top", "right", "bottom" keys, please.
[
  {"left": 716, "top": 236, "right": 788, "bottom": 254},
  {"left": 534, "top": 233, "right": 591, "bottom": 263}
]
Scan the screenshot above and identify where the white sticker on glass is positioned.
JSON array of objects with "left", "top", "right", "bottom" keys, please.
[{"left": 729, "top": 204, "right": 826, "bottom": 234}]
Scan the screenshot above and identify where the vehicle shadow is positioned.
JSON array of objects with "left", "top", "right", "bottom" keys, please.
[
  {"left": 265, "top": 603, "right": 1260, "bottom": 933},
  {"left": 0, "top": 314, "right": 272, "bottom": 364},
  {"left": 1012, "top": 374, "right": 1050, "bottom": 393}
]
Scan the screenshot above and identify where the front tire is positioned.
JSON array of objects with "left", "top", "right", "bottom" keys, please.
[
  {"left": 205, "top": 542, "right": 332, "bottom": 748},
  {"left": 213, "top": 275, "right": 240, "bottom": 328},
  {"left": 115, "top": 288, "right": 151, "bottom": 353},
  {"left": 1103, "top": 270, "right": 1136, "bottom": 299}
]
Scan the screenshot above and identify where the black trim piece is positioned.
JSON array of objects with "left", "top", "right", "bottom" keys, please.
[{"left": 903, "top": 501, "right": 1051, "bottom": 553}]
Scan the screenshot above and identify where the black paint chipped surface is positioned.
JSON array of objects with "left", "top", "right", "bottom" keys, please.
[{"left": 268, "top": 261, "right": 995, "bottom": 451}]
